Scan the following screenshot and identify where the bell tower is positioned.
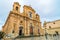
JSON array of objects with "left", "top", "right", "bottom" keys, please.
[{"left": 13, "top": 2, "right": 21, "bottom": 13}]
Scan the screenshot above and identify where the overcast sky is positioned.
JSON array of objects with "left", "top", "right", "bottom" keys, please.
[{"left": 0, "top": 0, "right": 60, "bottom": 30}]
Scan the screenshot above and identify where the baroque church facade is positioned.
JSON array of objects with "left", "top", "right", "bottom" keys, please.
[{"left": 2, "top": 2, "right": 43, "bottom": 37}]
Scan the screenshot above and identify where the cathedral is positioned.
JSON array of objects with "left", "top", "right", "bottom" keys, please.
[{"left": 2, "top": 2, "right": 43, "bottom": 38}]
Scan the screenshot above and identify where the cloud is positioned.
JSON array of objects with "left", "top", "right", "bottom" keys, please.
[
  {"left": 20, "top": 0, "right": 55, "bottom": 15},
  {"left": 39, "top": 0, "right": 54, "bottom": 14},
  {"left": 41, "top": 18, "right": 52, "bottom": 22},
  {"left": 3, "top": 0, "right": 55, "bottom": 15},
  {"left": 40, "top": 0, "right": 54, "bottom": 5}
]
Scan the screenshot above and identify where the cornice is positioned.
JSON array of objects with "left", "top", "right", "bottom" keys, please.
[
  {"left": 46, "top": 19, "right": 60, "bottom": 24},
  {"left": 10, "top": 11, "right": 41, "bottom": 23}
]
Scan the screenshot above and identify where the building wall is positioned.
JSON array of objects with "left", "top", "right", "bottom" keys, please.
[
  {"left": 45, "top": 20, "right": 60, "bottom": 34},
  {"left": 47, "top": 28, "right": 60, "bottom": 34},
  {"left": 2, "top": 2, "right": 43, "bottom": 37},
  {"left": 46, "top": 20, "right": 60, "bottom": 29}
]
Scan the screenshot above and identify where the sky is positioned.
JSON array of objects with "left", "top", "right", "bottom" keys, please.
[{"left": 0, "top": 0, "right": 60, "bottom": 30}]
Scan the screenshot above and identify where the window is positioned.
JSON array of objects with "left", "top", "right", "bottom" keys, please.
[
  {"left": 55, "top": 31, "right": 59, "bottom": 35},
  {"left": 53, "top": 22, "right": 55, "bottom": 24},
  {"left": 29, "top": 12, "right": 32, "bottom": 18},
  {"left": 12, "top": 30, "right": 14, "bottom": 33},
  {"left": 20, "top": 21, "right": 23, "bottom": 23},
  {"left": 30, "top": 23, "right": 32, "bottom": 27},
  {"left": 16, "top": 6, "right": 18, "bottom": 11},
  {"left": 49, "top": 26, "right": 51, "bottom": 28},
  {"left": 36, "top": 15, "right": 38, "bottom": 18}
]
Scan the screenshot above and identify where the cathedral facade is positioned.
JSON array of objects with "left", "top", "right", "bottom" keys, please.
[{"left": 2, "top": 2, "right": 42, "bottom": 37}]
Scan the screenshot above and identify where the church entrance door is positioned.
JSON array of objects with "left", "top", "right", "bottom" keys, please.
[
  {"left": 19, "top": 27, "right": 23, "bottom": 36},
  {"left": 30, "top": 27, "right": 33, "bottom": 35}
]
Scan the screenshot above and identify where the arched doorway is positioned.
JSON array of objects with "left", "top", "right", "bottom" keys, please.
[
  {"left": 30, "top": 27, "right": 33, "bottom": 35},
  {"left": 19, "top": 27, "right": 23, "bottom": 36}
]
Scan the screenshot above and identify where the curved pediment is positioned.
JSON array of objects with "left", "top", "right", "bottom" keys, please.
[{"left": 23, "top": 5, "right": 35, "bottom": 13}]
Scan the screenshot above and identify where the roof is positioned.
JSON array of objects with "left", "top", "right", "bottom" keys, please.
[{"left": 46, "top": 19, "right": 60, "bottom": 24}]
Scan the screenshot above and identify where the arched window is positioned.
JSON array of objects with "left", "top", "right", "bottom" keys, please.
[
  {"left": 20, "top": 21, "right": 23, "bottom": 23},
  {"left": 12, "top": 30, "right": 14, "bottom": 33},
  {"left": 53, "top": 22, "right": 55, "bottom": 24},
  {"left": 49, "top": 26, "right": 51, "bottom": 28},
  {"left": 29, "top": 12, "right": 32, "bottom": 18},
  {"left": 16, "top": 6, "right": 18, "bottom": 11},
  {"left": 30, "top": 23, "right": 32, "bottom": 26}
]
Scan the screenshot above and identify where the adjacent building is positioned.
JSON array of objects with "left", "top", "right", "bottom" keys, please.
[
  {"left": 44, "top": 20, "right": 60, "bottom": 35},
  {"left": 2, "top": 2, "right": 43, "bottom": 37}
]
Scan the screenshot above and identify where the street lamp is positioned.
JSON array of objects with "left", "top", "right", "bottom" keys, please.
[{"left": 43, "top": 21, "right": 48, "bottom": 40}]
